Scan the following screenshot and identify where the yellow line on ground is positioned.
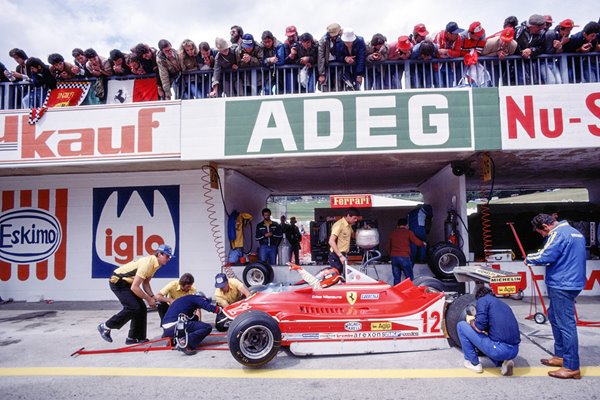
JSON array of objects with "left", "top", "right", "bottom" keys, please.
[{"left": 0, "top": 367, "right": 599, "bottom": 379}]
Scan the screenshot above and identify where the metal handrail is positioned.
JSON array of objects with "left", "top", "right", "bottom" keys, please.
[{"left": 1, "top": 52, "right": 598, "bottom": 110}]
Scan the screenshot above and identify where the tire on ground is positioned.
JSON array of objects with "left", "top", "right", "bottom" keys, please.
[
  {"left": 445, "top": 293, "right": 477, "bottom": 348},
  {"left": 227, "top": 310, "right": 281, "bottom": 367}
]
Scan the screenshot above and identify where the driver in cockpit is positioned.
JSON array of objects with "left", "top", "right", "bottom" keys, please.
[{"left": 288, "top": 262, "right": 343, "bottom": 289}]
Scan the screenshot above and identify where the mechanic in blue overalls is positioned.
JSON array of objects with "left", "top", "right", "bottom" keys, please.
[{"left": 255, "top": 207, "right": 283, "bottom": 265}]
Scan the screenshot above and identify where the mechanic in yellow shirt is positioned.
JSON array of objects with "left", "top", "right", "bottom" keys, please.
[
  {"left": 97, "top": 244, "right": 174, "bottom": 345},
  {"left": 328, "top": 207, "right": 360, "bottom": 273},
  {"left": 155, "top": 273, "right": 197, "bottom": 322},
  {"left": 214, "top": 273, "right": 251, "bottom": 307}
]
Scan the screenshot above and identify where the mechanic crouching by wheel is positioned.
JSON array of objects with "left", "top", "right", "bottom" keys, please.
[
  {"left": 457, "top": 286, "right": 520, "bottom": 376},
  {"left": 161, "top": 294, "right": 222, "bottom": 355}
]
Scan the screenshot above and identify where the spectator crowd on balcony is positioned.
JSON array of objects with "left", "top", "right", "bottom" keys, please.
[{"left": 1, "top": 13, "right": 599, "bottom": 104}]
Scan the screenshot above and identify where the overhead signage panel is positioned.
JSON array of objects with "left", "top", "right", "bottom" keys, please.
[
  {"left": 499, "top": 83, "right": 600, "bottom": 150},
  {"left": 214, "top": 90, "right": 474, "bottom": 157}
]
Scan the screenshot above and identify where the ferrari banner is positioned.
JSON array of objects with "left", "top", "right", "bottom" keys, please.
[
  {"left": 106, "top": 78, "right": 159, "bottom": 104},
  {"left": 28, "top": 81, "right": 91, "bottom": 124},
  {"left": 45, "top": 81, "right": 91, "bottom": 108}
]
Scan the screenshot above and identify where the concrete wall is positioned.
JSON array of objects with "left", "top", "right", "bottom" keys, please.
[{"left": 0, "top": 170, "right": 225, "bottom": 301}]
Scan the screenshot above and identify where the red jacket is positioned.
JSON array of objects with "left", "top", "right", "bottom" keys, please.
[
  {"left": 387, "top": 227, "right": 425, "bottom": 257},
  {"left": 433, "top": 30, "right": 463, "bottom": 58}
]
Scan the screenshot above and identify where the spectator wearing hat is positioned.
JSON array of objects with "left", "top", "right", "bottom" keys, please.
[
  {"left": 317, "top": 22, "right": 343, "bottom": 91},
  {"left": 293, "top": 32, "right": 319, "bottom": 93},
  {"left": 281, "top": 25, "right": 302, "bottom": 94},
  {"left": 156, "top": 39, "right": 182, "bottom": 100},
  {"left": 488, "top": 16, "right": 519, "bottom": 38},
  {"left": 514, "top": 14, "right": 548, "bottom": 84},
  {"left": 235, "top": 33, "right": 264, "bottom": 96},
  {"left": 460, "top": 21, "right": 487, "bottom": 56},
  {"left": 410, "top": 39, "right": 439, "bottom": 88},
  {"left": 482, "top": 27, "right": 517, "bottom": 86},
  {"left": 155, "top": 272, "right": 197, "bottom": 323},
  {"left": 542, "top": 19, "right": 579, "bottom": 84},
  {"left": 410, "top": 24, "right": 430, "bottom": 45},
  {"left": 388, "top": 35, "right": 413, "bottom": 89},
  {"left": 214, "top": 273, "right": 250, "bottom": 308},
  {"left": 336, "top": 27, "right": 367, "bottom": 91},
  {"left": 564, "top": 21, "right": 600, "bottom": 83},
  {"left": 434, "top": 22, "right": 464, "bottom": 87},
  {"left": 97, "top": 244, "right": 175, "bottom": 345},
  {"left": 544, "top": 15, "right": 554, "bottom": 31},
  {"left": 365, "top": 33, "right": 389, "bottom": 90},
  {"left": 261, "top": 30, "right": 285, "bottom": 95},
  {"left": 209, "top": 37, "right": 238, "bottom": 98}
]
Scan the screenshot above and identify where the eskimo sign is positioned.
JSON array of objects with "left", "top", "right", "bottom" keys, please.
[{"left": 223, "top": 91, "right": 473, "bottom": 155}]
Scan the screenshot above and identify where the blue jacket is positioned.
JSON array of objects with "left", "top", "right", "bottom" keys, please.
[
  {"left": 162, "top": 294, "right": 217, "bottom": 325},
  {"left": 335, "top": 36, "right": 367, "bottom": 76},
  {"left": 526, "top": 221, "right": 587, "bottom": 290},
  {"left": 474, "top": 294, "right": 520, "bottom": 345}
]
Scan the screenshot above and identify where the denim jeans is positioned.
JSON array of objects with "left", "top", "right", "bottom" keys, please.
[
  {"left": 547, "top": 286, "right": 581, "bottom": 370},
  {"left": 259, "top": 244, "right": 278, "bottom": 265},
  {"left": 457, "top": 321, "right": 519, "bottom": 366},
  {"left": 390, "top": 256, "right": 414, "bottom": 284}
]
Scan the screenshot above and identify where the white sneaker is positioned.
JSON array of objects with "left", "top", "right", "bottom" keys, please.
[
  {"left": 464, "top": 360, "right": 483, "bottom": 373},
  {"left": 501, "top": 360, "right": 514, "bottom": 376}
]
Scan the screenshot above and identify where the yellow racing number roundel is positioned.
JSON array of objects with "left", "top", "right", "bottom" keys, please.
[{"left": 346, "top": 291, "right": 357, "bottom": 305}]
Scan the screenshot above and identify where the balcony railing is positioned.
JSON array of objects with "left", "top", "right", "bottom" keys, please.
[{"left": 1, "top": 53, "right": 598, "bottom": 110}]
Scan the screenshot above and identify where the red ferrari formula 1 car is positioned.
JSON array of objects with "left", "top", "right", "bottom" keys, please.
[{"left": 222, "top": 264, "right": 472, "bottom": 367}]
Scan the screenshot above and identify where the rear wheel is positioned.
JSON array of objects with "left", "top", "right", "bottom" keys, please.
[
  {"left": 445, "top": 293, "right": 477, "bottom": 348},
  {"left": 228, "top": 310, "right": 281, "bottom": 367},
  {"left": 412, "top": 276, "right": 446, "bottom": 292},
  {"left": 242, "top": 262, "right": 274, "bottom": 287}
]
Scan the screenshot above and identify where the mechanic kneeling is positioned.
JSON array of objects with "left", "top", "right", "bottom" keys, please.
[
  {"left": 457, "top": 286, "right": 520, "bottom": 376},
  {"left": 161, "top": 294, "right": 221, "bottom": 356}
]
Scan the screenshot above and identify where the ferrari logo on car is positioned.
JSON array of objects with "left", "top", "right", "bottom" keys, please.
[{"left": 346, "top": 291, "right": 357, "bottom": 305}]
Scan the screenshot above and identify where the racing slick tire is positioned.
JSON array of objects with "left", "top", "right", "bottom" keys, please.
[
  {"left": 228, "top": 310, "right": 281, "bottom": 367},
  {"left": 445, "top": 293, "right": 477, "bottom": 348},
  {"left": 412, "top": 276, "right": 446, "bottom": 292},
  {"left": 428, "top": 244, "right": 467, "bottom": 281},
  {"left": 242, "top": 262, "right": 274, "bottom": 287}
]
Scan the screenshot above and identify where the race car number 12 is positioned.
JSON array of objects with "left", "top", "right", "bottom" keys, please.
[{"left": 421, "top": 311, "right": 441, "bottom": 333}]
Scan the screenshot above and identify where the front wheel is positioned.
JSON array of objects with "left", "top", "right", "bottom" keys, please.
[
  {"left": 228, "top": 310, "right": 281, "bottom": 367},
  {"left": 445, "top": 293, "right": 477, "bottom": 348}
]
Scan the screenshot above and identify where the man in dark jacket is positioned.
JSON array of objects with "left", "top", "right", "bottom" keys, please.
[
  {"left": 255, "top": 207, "right": 283, "bottom": 265},
  {"left": 457, "top": 286, "right": 520, "bottom": 376},
  {"left": 514, "top": 14, "right": 547, "bottom": 84},
  {"left": 161, "top": 294, "right": 221, "bottom": 355}
]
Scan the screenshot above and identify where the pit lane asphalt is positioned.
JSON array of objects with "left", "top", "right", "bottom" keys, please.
[{"left": 0, "top": 297, "right": 599, "bottom": 400}]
